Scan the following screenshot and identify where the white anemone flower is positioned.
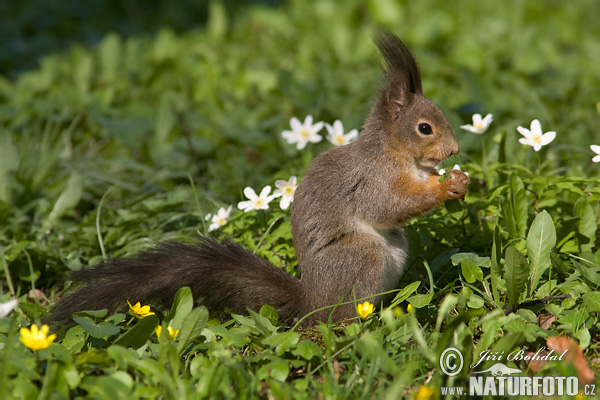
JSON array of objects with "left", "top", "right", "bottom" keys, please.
[
  {"left": 273, "top": 176, "right": 298, "bottom": 210},
  {"left": 324, "top": 120, "right": 358, "bottom": 146},
  {"left": 0, "top": 299, "right": 18, "bottom": 318},
  {"left": 591, "top": 145, "right": 600, "bottom": 163},
  {"left": 517, "top": 119, "right": 556, "bottom": 152},
  {"left": 281, "top": 116, "right": 324, "bottom": 150},
  {"left": 238, "top": 186, "right": 275, "bottom": 212},
  {"left": 460, "top": 113, "right": 493, "bottom": 134},
  {"left": 207, "top": 205, "right": 233, "bottom": 232},
  {"left": 438, "top": 164, "right": 469, "bottom": 176}
]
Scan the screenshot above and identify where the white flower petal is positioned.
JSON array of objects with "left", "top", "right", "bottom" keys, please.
[
  {"left": 460, "top": 124, "right": 475, "bottom": 132},
  {"left": 516, "top": 126, "right": 531, "bottom": 138},
  {"left": 593, "top": 155, "right": 600, "bottom": 163},
  {"left": 259, "top": 186, "right": 272, "bottom": 199},
  {"left": 0, "top": 299, "right": 18, "bottom": 318},
  {"left": 290, "top": 117, "right": 302, "bottom": 132},
  {"left": 519, "top": 138, "right": 530, "bottom": 146},
  {"left": 243, "top": 187, "right": 257, "bottom": 200},
  {"left": 472, "top": 114, "right": 482, "bottom": 124},
  {"left": 530, "top": 119, "right": 542, "bottom": 135},
  {"left": 237, "top": 200, "right": 252, "bottom": 212},
  {"left": 540, "top": 131, "right": 556, "bottom": 146},
  {"left": 533, "top": 143, "right": 542, "bottom": 152},
  {"left": 304, "top": 115, "right": 314, "bottom": 127},
  {"left": 482, "top": 114, "right": 494, "bottom": 125},
  {"left": 591, "top": 145, "right": 600, "bottom": 154},
  {"left": 311, "top": 121, "right": 324, "bottom": 134},
  {"left": 280, "top": 196, "right": 291, "bottom": 210},
  {"left": 346, "top": 129, "right": 359, "bottom": 141}
]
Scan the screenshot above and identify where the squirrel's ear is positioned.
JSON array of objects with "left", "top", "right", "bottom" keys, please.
[{"left": 376, "top": 32, "right": 422, "bottom": 116}]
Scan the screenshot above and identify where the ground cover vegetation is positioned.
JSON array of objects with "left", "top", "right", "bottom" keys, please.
[{"left": 0, "top": 0, "right": 599, "bottom": 398}]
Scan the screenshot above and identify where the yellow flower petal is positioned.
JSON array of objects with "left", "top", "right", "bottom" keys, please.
[
  {"left": 357, "top": 301, "right": 374, "bottom": 319},
  {"left": 414, "top": 385, "right": 436, "bottom": 400}
]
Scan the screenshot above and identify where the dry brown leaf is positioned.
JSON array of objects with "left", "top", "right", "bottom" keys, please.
[
  {"left": 536, "top": 313, "right": 555, "bottom": 330},
  {"left": 546, "top": 336, "right": 595, "bottom": 384}
]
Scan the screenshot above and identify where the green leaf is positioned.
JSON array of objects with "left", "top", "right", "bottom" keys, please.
[
  {"left": 503, "top": 246, "right": 528, "bottom": 312},
  {"left": 582, "top": 292, "right": 600, "bottom": 312},
  {"left": 19, "top": 302, "right": 46, "bottom": 321},
  {"left": 46, "top": 173, "right": 83, "bottom": 228},
  {"left": 574, "top": 198, "right": 597, "bottom": 252},
  {"left": 490, "top": 225, "right": 504, "bottom": 304},
  {"left": 502, "top": 173, "right": 528, "bottom": 240},
  {"left": 292, "top": 340, "right": 323, "bottom": 360},
  {"left": 167, "top": 286, "right": 193, "bottom": 330},
  {"left": 526, "top": 210, "right": 556, "bottom": 296},
  {"left": 261, "top": 331, "right": 300, "bottom": 356},
  {"left": 390, "top": 281, "right": 421, "bottom": 307},
  {"left": 260, "top": 304, "right": 279, "bottom": 326},
  {"left": 407, "top": 293, "right": 433, "bottom": 308},
  {"left": 176, "top": 307, "right": 209, "bottom": 354},
  {"left": 72, "top": 315, "right": 120, "bottom": 339},
  {"left": 113, "top": 315, "right": 158, "bottom": 349},
  {"left": 445, "top": 199, "right": 463, "bottom": 218},
  {"left": 573, "top": 261, "right": 600, "bottom": 289},
  {"left": 461, "top": 258, "right": 483, "bottom": 283}
]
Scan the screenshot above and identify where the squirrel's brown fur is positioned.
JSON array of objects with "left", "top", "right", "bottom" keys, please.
[{"left": 45, "top": 32, "right": 469, "bottom": 325}]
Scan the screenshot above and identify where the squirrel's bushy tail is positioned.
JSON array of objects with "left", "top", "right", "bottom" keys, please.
[{"left": 45, "top": 238, "right": 305, "bottom": 323}]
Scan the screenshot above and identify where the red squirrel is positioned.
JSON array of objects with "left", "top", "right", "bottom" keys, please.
[{"left": 46, "top": 33, "right": 469, "bottom": 325}]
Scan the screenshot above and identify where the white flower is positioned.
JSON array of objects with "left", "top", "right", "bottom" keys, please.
[
  {"left": 438, "top": 164, "right": 469, "bottom": 176},
  {"left": 460, "top": 113, "right": 493, "bottom": 134},
  {"left": 0, "top": 299, "right": 18, "bottom": 318},
  {"left": 207, "top": 205, "right": 232, "bottom": 232},
  {"left": 273, "top": 176, "right": 298, "bottom": 210},
  {"left": 281, "top": 115, "right": 324, "bottom": 150},
  {"left": 591, "top": 145, "right": 600, "bottom": 163},
  {"left": 324, "top": 120, "right": 358, "bottom": 146},
  {"left": 517, "top": 119, "right": 556, "bottom": 151},
  {"left": 237, "top": 186, "right": 275, "bottom": 212}
]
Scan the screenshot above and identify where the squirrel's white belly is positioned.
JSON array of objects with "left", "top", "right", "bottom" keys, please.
[{"left": 355, "top": 221, "right": 409, "bottom": 289}]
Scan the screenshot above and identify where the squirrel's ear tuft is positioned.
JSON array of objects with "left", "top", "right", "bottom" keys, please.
[{"left": 375, "top": 32, "right": 422, "bottom": 109}]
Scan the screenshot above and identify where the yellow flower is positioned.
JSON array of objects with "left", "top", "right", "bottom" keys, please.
[
  {"left": 414, "top": 385, "right": 436, "bottom": 400},
  {"left": 155, "top": 324, "right": 179, "bottom": 340},
  {"left": 20, "top": 324, "right": 56, "bottom": 351},
  {"left": 407, "top": 304, "right": 415, "bottom": 313},
  {"left": 127, "top": 300, "right": 155, "bottom": 318},
  {"left": 356, "top": 301, "right": 374, "bottom": 319}
]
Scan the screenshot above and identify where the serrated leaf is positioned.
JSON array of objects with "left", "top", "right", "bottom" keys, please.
[
  {"left": 504, "top": 246, "right": 528, "bottom": 312},
  {"left": 526, "top": 210, "right": 556, "bottom": 296}
]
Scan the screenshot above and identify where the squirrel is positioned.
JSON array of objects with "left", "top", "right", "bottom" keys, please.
[{"left": 45, "top": 32, "right": 469, "bottom": 325}]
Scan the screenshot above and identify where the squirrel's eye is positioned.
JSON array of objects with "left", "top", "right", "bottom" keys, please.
[{"left": 418, "top": 123, "right": 433, "bottom": 135}]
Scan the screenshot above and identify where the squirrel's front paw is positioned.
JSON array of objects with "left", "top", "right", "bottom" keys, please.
[{"left": 443, "top": 169, "right": 470, "bottom": 200}]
